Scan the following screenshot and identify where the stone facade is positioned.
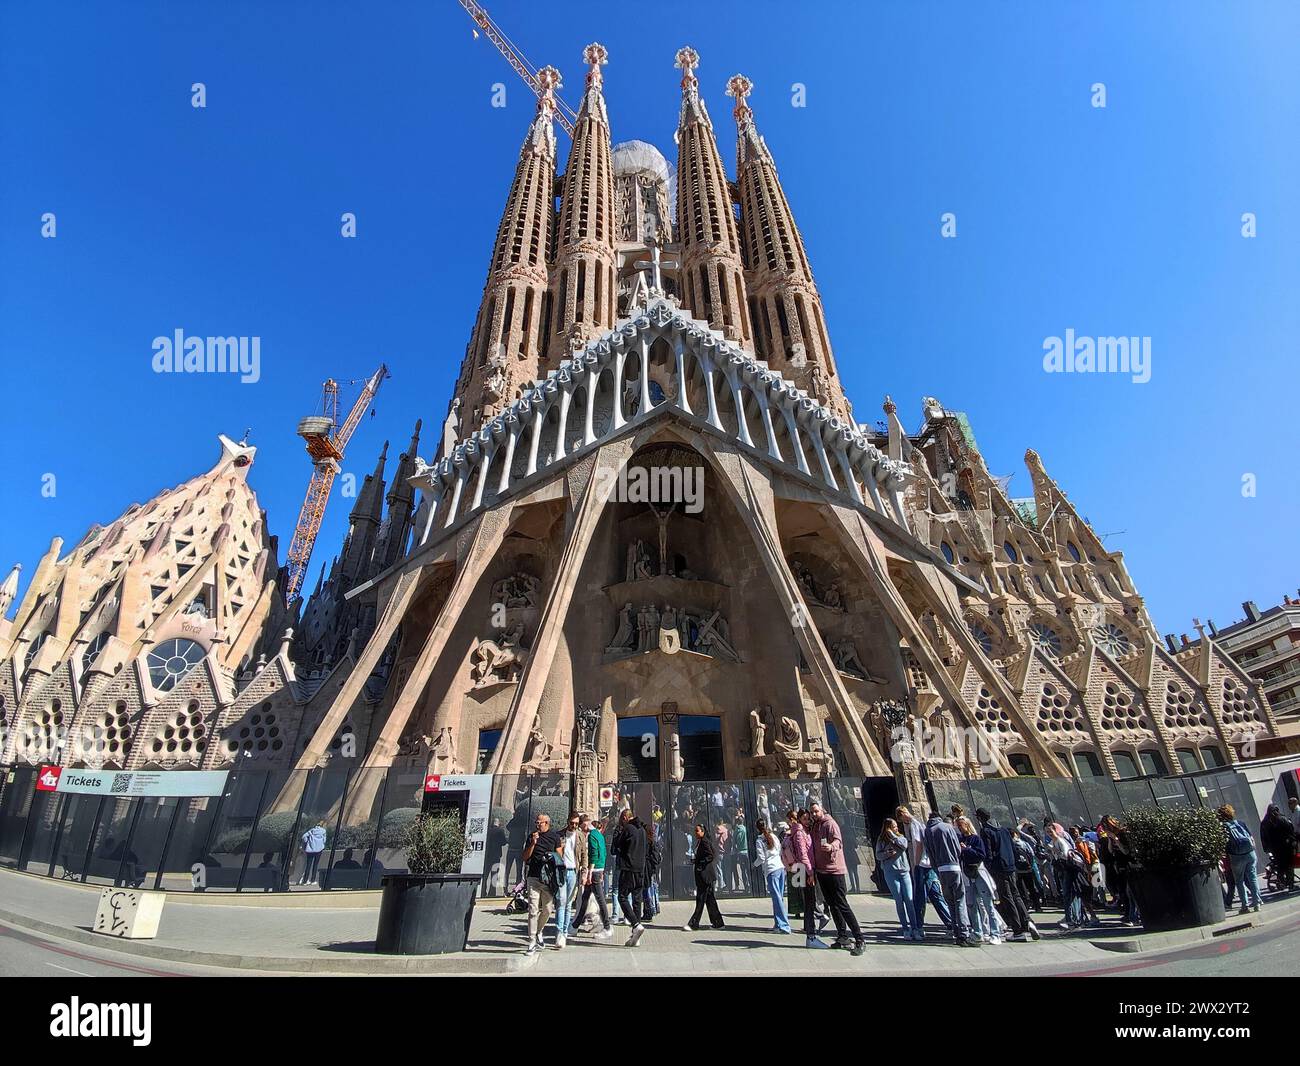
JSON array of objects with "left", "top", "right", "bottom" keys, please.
[{"left": 0, "top": 45, "right": 1276, "bottom": 806}]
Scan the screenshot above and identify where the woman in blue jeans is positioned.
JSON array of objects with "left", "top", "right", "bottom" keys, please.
[
  {"left": 876, "top": 818, "right": 920, "bottom": 940},
  {"left": 752, "top": 819, "right": 791, "bottom": 933}
]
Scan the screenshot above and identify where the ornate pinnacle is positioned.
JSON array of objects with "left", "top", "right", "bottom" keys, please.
[
  {"left": 882, "top": 395, "right": 897, "bottom": 415},
  {"left": 535, "top": 65, "right": 562, "bottom": 110},
  {"left": 725, "top": 73, "right": 753, "bottom": 120},
  {"left": 675, "top": 46, "right": 700, "bottom": 90},
  {"left": 583, "top": 42, "right": 607, "bottom": 90}
]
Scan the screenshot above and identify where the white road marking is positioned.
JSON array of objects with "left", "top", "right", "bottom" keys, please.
[{"left": 45, "top": 962, "right": 93, "bottom": 976}]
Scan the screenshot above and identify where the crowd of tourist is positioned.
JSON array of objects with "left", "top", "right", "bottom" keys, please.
[{"left": 514, "top": 792, "right": 1300, "bottom": 955}]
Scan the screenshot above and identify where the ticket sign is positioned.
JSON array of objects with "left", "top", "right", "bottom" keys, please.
[
  {"left": 422, "top": 773, "right": 492, "bottom": 877},
  {"left": 35, "top": 766, "right": 228, "bottom": 798}
]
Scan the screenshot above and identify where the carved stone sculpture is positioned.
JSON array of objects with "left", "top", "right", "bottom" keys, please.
[
  {"left": 772, "top": 715, "right": 804, "bottom": 757},
  {"left": 430, "top": 726, "right": 460, "bottom": 774},
  {"left": 606, "top": 602, "right": 635, "bottom": 653},
  {"left": 749, "top": 706, "right": 768, "bottom": 757},
  {"left": 491, "top": 572, "right": 541, "bottom": 609},
  {"left": 469, "top": 623, "right": 528, "bottom": 687},
  {"left": 668, "top": 731, "right": 684, "bottom": 782}
]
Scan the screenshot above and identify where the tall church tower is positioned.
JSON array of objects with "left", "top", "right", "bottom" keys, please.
[
  {"left": 673, "top": 47, "right": 752, "bottom": 348},
  {"left": 455, "top": 66, "right": 561, "bottom": 427},
  {"left": 728, "top": 74, "right": 848, "bottom": 418},
  {"left": 545, "top": 44, "right": 618, "bottom": 366}
]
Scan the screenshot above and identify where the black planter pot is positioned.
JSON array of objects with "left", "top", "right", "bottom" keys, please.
[
  {"left": 375, "top": 873, "right": 479, "bottom": 955},
  {"left": 1128, "top": 862, "right": 1227, "bottom": 932}
]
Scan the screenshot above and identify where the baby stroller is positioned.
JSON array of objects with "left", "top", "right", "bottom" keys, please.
[{"left": 501, "top": 880, "right": 529, "bottom": 915}]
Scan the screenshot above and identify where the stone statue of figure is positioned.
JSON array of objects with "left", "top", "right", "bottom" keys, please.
[
  {"left": 749, "top": 707, "right": 768, "bottom": 757},
  {"left": 668, "top": 732, "right": 684, "bottom": 782},
  {"left": 606, "top": 602, "right": 635, "bottom": 653},
  {"left": 431, "top": 726, "right": 457, "bottom": 774},
  {"left": 773, "top": 715, "right": 804, "bottom": 757},
  {"left": 524, "top": 713, "right": 552, "bottom": 767},
  {"left": 470, "top": 623, "right": 527, "bottom": 687},
  {"left": 832, "top": 637, "right": 868, "bottom": 678},
  {"left": 441, "top": 398, "right": 462, "bottom": 459},
  {"left": 822, "top": 583, "right": 843, "bottom": 610}
]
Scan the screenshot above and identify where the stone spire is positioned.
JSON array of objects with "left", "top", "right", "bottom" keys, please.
[
  {"left": 339, "top": 441, "right": 387, "bottom": 588},
  {"left": 375, "top": 419, "right": 422, "bottom": 572},
  {"left": 673, "top": 47, "right": 752, "bottom": 348},
  {"left": 546, "top": 44, "right": 618, "bottom": 365},
  {"left": 728, "top": 74, "right": 846, "bottom": 417},
  {"left": 455, "top": 65, "right": 562, "bottom": 429}
]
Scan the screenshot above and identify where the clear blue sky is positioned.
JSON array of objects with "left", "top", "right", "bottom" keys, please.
[{"left": 1, "top": 1, "right": 1296, "bottom": 637}]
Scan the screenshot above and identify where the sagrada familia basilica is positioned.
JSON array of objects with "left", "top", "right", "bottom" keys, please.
[{"left": 0, "top": 45, "right": 1277, "bottom": 812}]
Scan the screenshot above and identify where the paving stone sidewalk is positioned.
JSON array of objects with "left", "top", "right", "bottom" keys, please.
[{"left": 1, "top": 866, "right": 1293, "bottom": 976}]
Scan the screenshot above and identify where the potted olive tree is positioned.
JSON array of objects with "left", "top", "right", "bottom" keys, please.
[
  {"left": 1124, "top": 806, "right": 1227, "bottom": 931},
  {"left": 374, "top": 812, "right": 478, "bottom": 955}
]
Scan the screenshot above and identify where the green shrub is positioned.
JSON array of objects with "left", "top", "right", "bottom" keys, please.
[
  {"left": 211, "top": 810, "right": 300, "bottom": 856},
  {"left": 405, "top": 812, "right": 469, "bottom": 875},
  {"left": 1124, "top": 806, "right": 1227, "bottom": 870}
]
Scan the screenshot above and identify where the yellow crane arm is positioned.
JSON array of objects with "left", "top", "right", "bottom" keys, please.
[{"left": 283, "top": 362, "right": 390, "bottom": 604}]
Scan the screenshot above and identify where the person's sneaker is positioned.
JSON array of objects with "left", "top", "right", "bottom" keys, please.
[
  {"left": 817, "top": 913, "right": 831, "bottom": 933},
  {"left": 1008, "top": 933, "right": 1028, "bottom": 943},
  {"left": 525, "top": 941, "right": 538, "bottom": 956},
  {"left": 1238, "top": 907, "right": 1252, "bottom": 916},
  {"left": 1028, "top": 922, "right": 1042, "bottom": 941},
  {"left": 989, "top": 935, "right": 1004, "bottom": 945},
  {"left": 595, "top": 926, "right": 613, "bottom": 940},
  {"left": 1056, "top": 920, "right": 1072, "bottom": 931},
  {"left": 627, "top": 924, "right": 646, "bottom": 947},
  {"left": 710, "top": 923, "right": 726, "bottom": 930},
  {"left": 534, "top": 934, "right": 546, "bottom": 948},
  {"left": 849, "top": 940, "right": 866, "bottom": 956},
  {"left": 682, "top": 923, "right": 698, "bottom": 932},
  {"left": 1252, "top": 904, "right": 1262, "bottom": 913},
  {"left": 806, "top": 936, "right": 830, "bottom": 949},
  {"left": 555, "top": 934, "right": 567, "bottom": 949},
  {"left": 830, "top": 939, "right": 851, "bottom": 950},
  {"left": 911, "top": 929, "right": 925, "bottom": 942}
]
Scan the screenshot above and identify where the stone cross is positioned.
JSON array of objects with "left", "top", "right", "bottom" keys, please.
[{"left": 634, "top": 239, "right": 678, "bottom": 298}]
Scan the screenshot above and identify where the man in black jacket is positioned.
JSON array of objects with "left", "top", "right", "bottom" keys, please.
[
  {"left": 613, "top": 809, "right": 649, "bottom": 946},
  {"left": 684, "top": 823, "right": 725, "bottom": 931},
  {"left": 976, "top": 808, "right": 1038, "bottom": 941}
]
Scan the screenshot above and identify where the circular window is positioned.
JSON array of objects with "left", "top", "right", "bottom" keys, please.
[
  {"left": 1093, "top": 622, "right": 1132, "bottom": 657},
  {"left": 1029, "top": 622, "right": 1062, "bottom": 658},
  {"left": 146, "top": 637, "right": 206, "bottom": 693},
  {"left": 968, "top": 622, "right": 994, "bottom": 656}
]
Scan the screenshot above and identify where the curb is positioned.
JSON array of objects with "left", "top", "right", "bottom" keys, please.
[
  {"left": 1086, "top": 895, "right": 1300, "bottom": 954},
  {"left": 0, "top": 905, "right": 537, "bottom": 975}
]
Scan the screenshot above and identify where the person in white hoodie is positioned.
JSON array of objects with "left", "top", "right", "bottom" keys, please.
[
  {"left": 753, "top": 819, "right": 791, "bottom": 933},
  {"left": 299, "top": 820, "right": 328, "bottom": 886}
]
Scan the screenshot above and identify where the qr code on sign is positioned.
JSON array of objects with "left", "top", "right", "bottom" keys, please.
[
  {"left": 468, "top": 817, "right": 485, "bottom": 837},
  {"left": 110, "top": 774, "right": 132, "bottom": 795}
]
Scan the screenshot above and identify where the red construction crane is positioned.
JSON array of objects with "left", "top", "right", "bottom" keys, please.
[
  {"left": 457, "top": 0, "right": 578, "bottom": 135},
  {"left": 284, "top": 364, "right": 389, "bottom": 603}
]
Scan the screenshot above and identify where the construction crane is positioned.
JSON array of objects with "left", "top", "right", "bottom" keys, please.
[
  {"left": 283, "top": 364, "right": 390, "bottom": 604},
  {"left": 457, "top": 0, "right": 578, "bottom": 135}
]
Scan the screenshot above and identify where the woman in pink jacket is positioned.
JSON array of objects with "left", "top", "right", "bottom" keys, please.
[{"left": 782, "top": 809, "right": 830, "bottom": 948}]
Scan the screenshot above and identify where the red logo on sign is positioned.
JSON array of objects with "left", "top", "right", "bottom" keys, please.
[
  {"left": 424, "top": 774, "right": 441, "bottom": 792},
  {"left": 36, "top": 765, "right": 61, "bottom": 791}
]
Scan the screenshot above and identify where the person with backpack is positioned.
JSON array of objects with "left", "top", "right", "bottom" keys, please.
[
  {"left": 1219, "top": 804, "right": 1262, "bottom": 914},
  {"left": 522, "top": 812, "right": 562, "bottom": 954},
  {"left": 1067, "top": 826, "right": 1100, "bottom": 926},
  {"left": 976, "top": 809, "right": 1038, "bottom": 941},
  {"left": 612, "top": 809, "right": 650, "bottom": 946},
  {"left": 1010, "top": 826, "right": 1044, "bottom": 911},
  {"left": 1046, "top": 823, "right": 1083, "bottom": 930},
  {"left": 753, "top": 818, "right": 792, "bottom": 933},
  {"left": 571, "top": 813, "right": 613, "bottom": 939}
]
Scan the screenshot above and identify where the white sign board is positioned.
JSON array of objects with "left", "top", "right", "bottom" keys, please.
[
  {"left": 93, "top": 887, "right": 165, "bottom": 939},
  {"left": 37, "top": 766, "right": 228, "bottom": 798},
  {"left": 423, "top": 773, "right": 492, "bottom": 877}
]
